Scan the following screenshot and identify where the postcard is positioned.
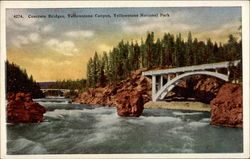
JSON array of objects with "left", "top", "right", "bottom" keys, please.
[{"left": 1, "top": 1, "right": 249, "bottom": 159}]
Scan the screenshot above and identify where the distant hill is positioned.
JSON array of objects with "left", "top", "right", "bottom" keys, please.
[{"left": 38, "top": 82, "right": 56, "bottom": 89}]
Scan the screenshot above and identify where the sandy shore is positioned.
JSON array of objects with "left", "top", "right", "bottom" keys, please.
[{"left": 144, "top": 101, "right": 211, "bottom": 112}]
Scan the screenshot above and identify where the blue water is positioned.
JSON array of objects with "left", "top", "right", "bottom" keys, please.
[{"left": 7, "top": 98, "right": 243, "bottom": 154}]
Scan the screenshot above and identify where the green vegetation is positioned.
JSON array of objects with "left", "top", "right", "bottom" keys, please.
[
  {"left": 86, "top": 32, "right": 242, "bottom": 87},
  {"left": 48, "top": 79, "right": 87, "bottom": 91},
  {"left": 64, "top": 90, "right": 79, "bottom": 99},
  {"left": 6, "top": 61, "right": 44, "bottom": 98}
]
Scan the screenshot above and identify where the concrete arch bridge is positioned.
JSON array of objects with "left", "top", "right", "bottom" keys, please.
[
  {"left": 40, "top": 89, "right": 71, "bottom": 96},
  {"left": 142, "top": 60, "right": 241, "bottom": 102}
]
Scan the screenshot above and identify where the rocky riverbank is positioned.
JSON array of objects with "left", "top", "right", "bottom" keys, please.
[
  {"left": 7, "top": 92, "right": 46, "bottom": 123},
  {"left": 210, "top": 83, "right": 243, "bottom": 128},
  {"left": 74, "top": 67, "right": 226, "bottom": 116},
  {"left": 74, "top": 68, "right": 151, "bottom": 106}
]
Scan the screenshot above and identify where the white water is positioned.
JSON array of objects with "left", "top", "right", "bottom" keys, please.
[{"left": 7, "top": 98, "right": 243, "bottom": 154}]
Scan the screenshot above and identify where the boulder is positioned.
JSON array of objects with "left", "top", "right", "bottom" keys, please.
[
  {"left": 7, "top": 92, "right": 46, "bottom": 123},
  {"left": 210, "top": 83, "right": 243, "bottom": 128},
  {"left": 116, "top": 90, "right": 144, "bottom": 117}
]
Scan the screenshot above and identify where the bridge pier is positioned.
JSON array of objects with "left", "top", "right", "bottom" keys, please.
[
  {"left": 159, "top": 75, "right": 163, "bottom": 89},
  {"left": 168, "top": 74, "right": 171, "bottom": 81},
  {"left": 152, "top": 75, "right": 167, "bottom": 101},
  {"left": 159, "top": 75, "right": 164, "bottom": 99},
  {"left": 152, "top": 75, "right": 156, "bottom": 101}
]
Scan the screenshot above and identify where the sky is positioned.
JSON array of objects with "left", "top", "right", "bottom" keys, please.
[{"left": 6, "top": 7, "right": 241, "bottom": 82}]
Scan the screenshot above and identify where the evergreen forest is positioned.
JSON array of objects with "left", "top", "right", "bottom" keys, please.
[
  {"left": 86, "top": 32, "right": 242, "bottom": 87},
  {"left": 6, "top": 61, "right": 44, "bottom": 98},
  {"left": 49, "top": 79, "right": 87, "bottom": 91}
]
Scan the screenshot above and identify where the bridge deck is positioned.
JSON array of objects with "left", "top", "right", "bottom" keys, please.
[
  {"left": 40, "top": 89, "right": 70, "bottom": 91},
  {"left": 142, "top": 60, "right": 240, "bottom": 76}
]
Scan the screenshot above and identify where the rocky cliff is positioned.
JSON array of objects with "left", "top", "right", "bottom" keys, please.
[
  {"left": 74, "top": 68, "right": 151, "bottom": 116},
  {"left": 210, "top": 83, "right": 243, "bottom": 128},
  {"left": 7, "top": 92, "right": 46, "bottom": 123},
  {"left": 74, "top": 67, "right": 225, "bottom": 117}
]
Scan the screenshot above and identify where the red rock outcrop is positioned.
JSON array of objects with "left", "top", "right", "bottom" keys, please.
[
  {"left": 74, "top": 68, "right": 151, "bottom": 116},
  {"left": 210, "top": 83, "right": 243, "bottom": 128},
  {"left": 7, "top": 92, "right": 46, "bottom": 123},
  {"left": 116, "top": 89, "right": 144, "bottom": 117},
  {"left": 75, "top": 86, "right": 118, "bottom": 106},
  {"left": 192, "top": 76, "right": 223, "bottom": 103}
]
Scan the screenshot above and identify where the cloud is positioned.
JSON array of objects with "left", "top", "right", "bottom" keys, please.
[
  {"left": 120, "top": 11, "right": 197, "bottom": 34},
  {"left": 64, "top": 30, "right": 94, "bottom": 38},
  {"left": 17, "top": 35, "right": 29, "bottom": 44},
  {"left": 122, "top": 20, "right": 195, "bottom": 34},
  {"left": 168, "top": 10, "right": 192, "bottom": 22},
  {"left": 96, "top": 44, "right": 112, "bottom": 53},
  {"left": 12, "top": 33, "right": 41, "bottom": 47},
  {"left": 42, "top": 25, "right": 53, "bottom": 32},
  {"left": 194, "top": 20, "right": 241, "bottom": 43},
  {"left": 31, "top": 58, "right": 71, "bottom": 66},
  {"left": 120, "top": 10, "right": 240, "bottom": 43},
  {"left": 46, "top": 39, "right": 79, "bottom": 56},
  {"left": 28, "top": 33, "right": 41, "bottom": 42}
]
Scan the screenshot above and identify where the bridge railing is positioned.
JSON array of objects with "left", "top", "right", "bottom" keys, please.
[{"left": 142, "top": 60, "right": 240, "bottom": 76}]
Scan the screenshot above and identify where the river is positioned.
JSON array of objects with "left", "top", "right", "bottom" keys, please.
[{"left": 7, "top": 97, "right": 243, "bottom": 154}]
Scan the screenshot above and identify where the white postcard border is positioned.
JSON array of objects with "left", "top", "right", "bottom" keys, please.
[{"left": 1, "top": 1, "right": 249, "bottom": 159}]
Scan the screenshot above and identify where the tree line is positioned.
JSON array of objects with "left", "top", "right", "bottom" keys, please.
[
  {"left": 49, "top": 79, "right": 87, "bottom": 91},
  {"left": 86, "top": 32, "right": 242, "bottom": 87},
  {"left": 6, "top": 61, "right": 44, "bottom": 98}
]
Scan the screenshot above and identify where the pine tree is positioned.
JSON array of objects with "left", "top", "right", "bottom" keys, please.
[
  {"left": 102, "top": 52, "right": 109, "bottom": 80},
  {"left": 213, "top": 42, "right": 219, "bottom": 62},
  {"left": 174, "top": 33, "right": 184, "bottom": 67},
  {"left": 87, "top": 58, "right": 94, "bottom": 87},
  {"left": 99, "top": 60, "right": 106, "bottom": 87},
  {"left": 206, "top": 38, "right": 214, "bottom": 63},
  {"left": 93, "top": 52, "right": 100, "bottom": 86},
  {"left": 185, "top": 32, "right": 193, "bottom": 66},
  {"left": 133, "top": 42, "right": 140, "bottom": 70},
  {"left": 145, "top": 32, "right": 154, "bottom": 68},
  {"left": 154, "top": 38, "right": 162, "bottom": 67},
  {"left": 192, "top": 38, "right": 198, "bottom": 65},
  {"left": 225, "top": 34, "right": 239, "bottom": 61},
  {"left": 140, "top": 39, "right": 147, "bottom": 68}
]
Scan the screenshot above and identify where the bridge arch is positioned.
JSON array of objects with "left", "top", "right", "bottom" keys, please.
[{"left": 154, "top": 71, "right": 229, "bottom": 101}]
